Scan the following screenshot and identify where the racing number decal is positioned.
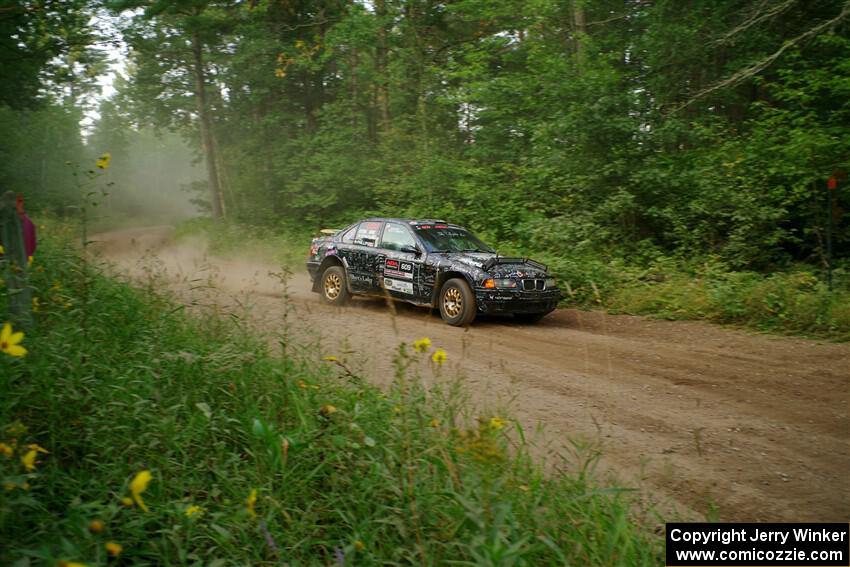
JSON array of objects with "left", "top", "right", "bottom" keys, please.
[{"left": 385, "top": 259, "right": 414, "bottom": 280}]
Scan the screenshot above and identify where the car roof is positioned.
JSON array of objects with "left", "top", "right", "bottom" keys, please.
[{"left": 362, "top": 217, "right": 462, "bottom": 227}]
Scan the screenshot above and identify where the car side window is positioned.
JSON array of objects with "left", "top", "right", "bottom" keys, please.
[
  {"left": 341, "top": 225, "right": 357, "bottom": 244},
  {"left": 380, "top": 222, "right": 417, "bottom": 251},
  {"left": 354, "top": 221, "right": 382, "bottom": 247}
]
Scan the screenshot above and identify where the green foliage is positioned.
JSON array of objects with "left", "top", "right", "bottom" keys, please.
[
  {"left": 0, "top": 105, "right": 87, "bottom": 213},
  {"left": 0, "top": 230, "right": 663, "bottom": 564},
  {"left": 0, "top": 0, "right": 104, "bottom": 110},
  {"left": 606, "top": 262, "right": 850, "bottom": 340}
]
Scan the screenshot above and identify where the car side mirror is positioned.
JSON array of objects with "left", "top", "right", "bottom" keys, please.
[{"left": 400, "top": 244, "right": 421, "bottom": 256}]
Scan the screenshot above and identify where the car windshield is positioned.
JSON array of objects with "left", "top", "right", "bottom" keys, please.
[{"left": 414, "top": 225, "right": 495, "bottom": 253}]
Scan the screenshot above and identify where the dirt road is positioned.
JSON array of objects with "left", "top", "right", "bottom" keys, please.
[{"left": 91, "top": 226, "right": 850, "bottom": 523}]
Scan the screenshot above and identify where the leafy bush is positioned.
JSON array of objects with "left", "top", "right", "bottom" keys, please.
[{"left": 607, "top": 264, "right": 850, "bottom": 340}]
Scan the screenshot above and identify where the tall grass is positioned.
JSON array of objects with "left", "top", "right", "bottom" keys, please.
[
  {"left": 603, "top": 266, "right": 850, "bottom": 340},
  {"left": 0, "top": 231, "right": 662, "bottom": 565}
]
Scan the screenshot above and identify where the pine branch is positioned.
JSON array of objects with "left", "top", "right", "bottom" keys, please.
[
  {"left": 675, "top": 0, "right": 850, "bottom": 113},
  {"left": 586, "top": 12, "right": 629, "bottom": 27},
  {"left": 714, "top": 0, "right": 798, "bottom": 46}
]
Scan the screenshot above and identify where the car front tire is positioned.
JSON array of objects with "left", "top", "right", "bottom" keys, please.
[
  {"left": 320, "top": 265, "right": 350, "bottom": 306},
  {"left": 439, "top": 278, "right": 476, "bottom": 326}
]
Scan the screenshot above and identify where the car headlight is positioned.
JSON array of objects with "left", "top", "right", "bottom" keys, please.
[
  {"left": 483, "top": 278, "right": 518, "bottom": 289},
  {"left": 545, "top": 277, "right": 556, "bottom": 288}
]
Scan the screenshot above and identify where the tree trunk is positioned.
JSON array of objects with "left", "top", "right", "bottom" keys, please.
[
  {"left": 191, "top": 31, "right": 224, "bottom": 220},
  {"left": 374, "top": 0, "right": 391, "bottom": 130},
  {"left": 573, "top": 0, "right": 586, "bottom": 65}
]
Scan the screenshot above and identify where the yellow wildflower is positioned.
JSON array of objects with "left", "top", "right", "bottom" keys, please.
[
  {"left": 319, "top": 404, "right": 337, "bottom": 417},
  {"left": 354, "top": 540, "right": 365, "bottom": 552},
  {"left": 428, "top": 418, "right": 440, "bottom": 428},
  {"left": 0, "top": 442, "right": 13, "bottom": 457},
  {"left": 413, "top": 337, "right": 431, "bottom": 353},
  {"left": 105, "top": 542, "right": 123, "bottom": 557},
  {"left": 57, "top": 561, "right": 87, "bottom": 567},
  {"left": 489, "top": 417, "right": 507, "bottom": 431},
  {"left": 88, "top": 519, "right": 105, "bottom": 534},
  {"left": 20, "top": 449, "right": 38, "bottom": 471},
  {"left": 27, "top": 255, "right": 33, "bottom": 267},
  {"left": 322, "top": 355, "right": 337, "bottom": 362},
  {"left": 0, "top": 322, "right": 27, "bottom": 357},
  {"left": 431, "top": 348, "right": 447, "bottom": 365},
  {"left": 185, "top": 504, "right": 205, "bottom": 518},
  {"left": 295, "top": 39, "right": 306, "bottom": 49},
  {"left": 0, "top": 244, "right": 3, "bottom": 254},
  {"left": 246, "top": 488, "right": 257, "bottom": 518},
  {"left": 120, "top": 497, "right": 134, "bottom": 507},
  {"left": 275, "top": 68, "right": 286, "bottom": 78},
  {"left": 95, "top": 152, "right": 111, "bottom": 170},
  {"left": 129, "top": 470, "right": 152, "bottom": 511}
]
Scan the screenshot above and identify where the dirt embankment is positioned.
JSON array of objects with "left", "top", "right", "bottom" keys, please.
[{"left": 90, "top": 226, "right": 850, "bottom": 523}]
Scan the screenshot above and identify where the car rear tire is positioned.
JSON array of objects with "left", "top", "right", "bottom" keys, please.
[
  {"left": 439, "top": 278, "right": 476, "bottom": 326},
  {"left": 320, "top": 265, "right": 350, "bottom": 306},
  {"left": 514, "top": 312, "right": 548, "bottom": 323}
]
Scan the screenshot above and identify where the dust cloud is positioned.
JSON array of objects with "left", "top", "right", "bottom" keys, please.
[{"left": 90, "top": 129, "right": 203, "bottom": 227}]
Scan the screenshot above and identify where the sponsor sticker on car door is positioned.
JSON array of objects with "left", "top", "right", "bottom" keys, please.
[{"left": 384, "top": 277, "right": 414, "bottom": 294}]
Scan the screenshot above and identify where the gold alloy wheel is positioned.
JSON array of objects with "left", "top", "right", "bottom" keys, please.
[
  {"left": 324, "top": 272, "right": 342, "bottom": 300},
  {"left": 443, "top": 287, "right": 463, "bottom": 318}
]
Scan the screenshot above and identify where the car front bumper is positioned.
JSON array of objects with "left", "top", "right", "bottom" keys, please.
[{"left": 475, "top": 288, "right": 561, "bottom": 315}]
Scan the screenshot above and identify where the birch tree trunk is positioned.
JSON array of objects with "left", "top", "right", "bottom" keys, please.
[{"left": 191, "top": 30, "right": 224, "bottom": 220}]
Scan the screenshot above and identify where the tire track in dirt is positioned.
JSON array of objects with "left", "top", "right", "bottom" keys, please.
[{"left": 91, "top": 226, "right": 850, "bottom": 523}]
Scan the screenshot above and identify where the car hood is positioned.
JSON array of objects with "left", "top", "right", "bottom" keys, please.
[{"left": 444, "top": 252, "right": 549, "bottom": 278}]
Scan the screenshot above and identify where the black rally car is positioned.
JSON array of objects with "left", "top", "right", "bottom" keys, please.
[{"left": 306, "top": 218, "right": 560, "bottom": 326}]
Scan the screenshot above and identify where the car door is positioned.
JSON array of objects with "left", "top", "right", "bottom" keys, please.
[
  {"left": 345, "top": 221, "right": 384, "bottom": 292},
  {"left": 377, "top": 222, "right": 423, "bottom": 301}
]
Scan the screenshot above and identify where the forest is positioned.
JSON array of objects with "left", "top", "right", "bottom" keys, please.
[{"left": 2, "top": 0, "right": 849, "bottom": 329}]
